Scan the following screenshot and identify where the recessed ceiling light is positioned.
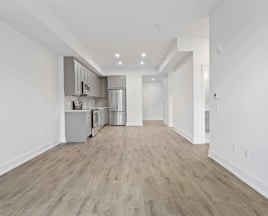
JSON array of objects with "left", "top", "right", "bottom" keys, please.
[
  {"left": 140, "top": 61, "right": 144, "bottom": 65},
  {"left": 118, "top": 61, "right": 123, "bottom": 65},
  {"left": 152, "top": 78, "right": 155, "bottom": 81},
  {"left": 115, "top": 53, "right": 120, "bottom": 58},
  {"left": 141, "top": 53, "right": 146, "bottom": 57}
]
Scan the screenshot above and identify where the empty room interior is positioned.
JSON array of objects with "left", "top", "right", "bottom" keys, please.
[{"left": 0, "top": 0, "right": 268, "bottom": 215}]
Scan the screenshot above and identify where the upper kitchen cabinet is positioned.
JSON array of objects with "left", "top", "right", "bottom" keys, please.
[
  {"left": 107, "top": 76, "right": 126, "bottom": 89},
  {"left": 99, "top": 77, "right": 108, "bottom": 97},
  {"left": 64, "top": 57, "right": 83, "bottom": 95},
  {"left": 64, "top": 57, "right": 107, "bottom": 97},
  {"left": 89, "top": 74, "right": 107, "bottom": 98},
  {"left": 64, "top": 57, "right": 94, "bottom": 96},
  {"left": 89, "top": 72, "right": 100, "bottom": 97}
]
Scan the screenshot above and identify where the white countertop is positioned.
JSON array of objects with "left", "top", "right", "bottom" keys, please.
[
  {"left": 92, "top": 107, "right": 109, "bottom": 109},
  {"left": 65, "top": 110, "right": 92, "bottom": 112},
  {"left": 65, "top": 107, "right": 108, "bottom": 112}
]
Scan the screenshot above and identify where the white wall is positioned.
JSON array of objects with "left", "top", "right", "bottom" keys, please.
[
  {"left": 202, "top": 66, "right": 210, "bottom": 111},
  {"left": 105, "top": 69, "right": 155, "bottom": 126},
  {"left": 173, "top": 55, "right": 194, "bottom": 142},
  {"left": 164, "top": 38, "right": 209, "bottom": 143},
  {"left": 126, "top": 73, "right": 143, "bottom": 126},
  {"left": 142, "top": 81, "right": 163, "bottom": 120},
  {"left": 0, "top": 20, "right": 62, "bottom": 175},
  {"left": 163, "top": 73, "right": 173, "bottom": 127},
  {"left": 163, "top": 77, "right": 169, "bottom": 125},
  {"left": 209, "top": 0, "right": 268, "bottom": 198},
  {"left": 177, "top": 37, "right": 209, "bottom": 144},
  {"left": 0, "top": 0, "right": 101, "bottom": 74}
]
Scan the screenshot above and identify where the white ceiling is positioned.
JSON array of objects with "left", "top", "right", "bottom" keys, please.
[
  {"left": 0, "top": 0, "right": 222, "bottom": 74},
  {"left": 46, "top": 0, "right": 222, "bottom": 71},
  {"left": 143, "top": 75, "right": 165, "bottom": 83}
]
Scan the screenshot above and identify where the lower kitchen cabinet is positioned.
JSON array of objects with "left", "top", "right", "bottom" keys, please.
[
  {"left": 99, "top": 109, "right": 105, "bottom": 128},
  {"left": 65, "top": 111, "right": 92, "bottom": 142},
  {"left": 104, "top": 108, "right": 109, "bottom": 124},
  {"left": 99, "top": 108, "right": 109, "bottom": 128}
]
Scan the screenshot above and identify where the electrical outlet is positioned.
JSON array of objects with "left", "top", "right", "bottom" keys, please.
[
  {"left": 232, "top": 144, "right": 237, "bottom": 153},
  {"left": 244, "top": 149, "right": 249, "bottom": 159}
]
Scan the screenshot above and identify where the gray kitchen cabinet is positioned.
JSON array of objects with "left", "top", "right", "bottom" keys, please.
[
  {"left": 64, "top": 57, "right": 96, "bottom": 96},
  {"left": 93, "top": 75, "right": 101, "bottom": 97},
  {"left": 65, "top": 111, "right": 92, "bottom": 142},
  {"left": 87, "top": 71, "right": 99, "bottom": 97},
  {"left": 104, "top": 108, "right": 109, "bottom": 124},
  {"left": 64, "top": 57, "right": 83, "bottom": 95},
  {"left": 89, "top": 73, "right": 95, "bottom": 96},
  {"left": 99, "top": 109, "right": 105, "bottom": 127},
  {"left": 87, "top": 70, "right": 93, "bottom": 87},
  {"left": 99, "top": 77, "right": 108, "bottom": 97},
  {"left": 84, "top": 68, "right": 90, "bottom": 87},
  {"left": 64, "top": 56, "right": 104, "bottom": 97},
  {"left": 99, "top": 108, "right": 108, "bottom": 128},
  {"left": 85, "top": 69, "right": 101, "bottom": 97},
  {"left": 79, "top": 65, "right": 85, "bottom": 82},
  {"left": 107, "top": 76, "right": 126, "bottom": 89}
]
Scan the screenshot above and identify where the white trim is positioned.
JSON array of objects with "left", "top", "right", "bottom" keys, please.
[
  {"left": 164, "top": 122, "right": 174, "bottom": 128},
  {"left": 205, "top": 133, "right": 210, "bottom": 143},
  {"left": 193, "top": 136, "right": 206, "bottom": 145},
  {"left": 143, "top": 117, "right": 164, "bottom": 121},
  {"left": 209, "top": 149, "right": 268, "bottom": 199},
  {"left": 0, "top": 139, "right": 60, "bottom": 176},
  {"left": 126, "top": 122, "right": 143, "bottom": 126},
  {"left": 173, "top": 127, "right": 193, "bottom": 143},
  {"left": 58, "top": 56, "right": 66, "bottom": 143}
]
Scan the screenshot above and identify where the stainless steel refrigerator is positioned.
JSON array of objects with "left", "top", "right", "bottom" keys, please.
[{"left": 108, "top": 89, "right": 126, "bottom": 125}]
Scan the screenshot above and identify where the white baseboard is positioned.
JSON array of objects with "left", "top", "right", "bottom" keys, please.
[
  {"left": 143, "top": 117, "right": 164, "bottom": 120},
  {"left": 205, "top": 133, "right": 210, "bottom": 143},
  {"left": 193, "top": 136, "right": 206, "bottom": 145},
  {"left": 0, "top": 139, "right": 60, "bottom": 176},
  {"left": 209, "top": 149, "right": 268, "bottom": 199},
  {"left": 173, "top": 127, "right": 193, "bottom": 143},
  {"left": 126, "top": 122, "right": 143, "bottom": 126},
  {"left": 164, "top": 123, "right": 174, "bottom": 127}
]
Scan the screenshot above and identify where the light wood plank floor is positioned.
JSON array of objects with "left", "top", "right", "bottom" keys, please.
[{"left": 1, "top": 121, "right": 268, "bottom": 216}]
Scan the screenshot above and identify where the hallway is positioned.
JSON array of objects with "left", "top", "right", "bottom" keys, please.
[{"left": 0, "top": 121, "right": 267, "bottom": 216}]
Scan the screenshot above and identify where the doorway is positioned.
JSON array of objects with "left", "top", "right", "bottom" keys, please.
[
  {"left": 142, "top": 77, "right": 164, "bottom": 121},
  {"left": 202, "top": 65, "right": 210, "bottom": 143}
]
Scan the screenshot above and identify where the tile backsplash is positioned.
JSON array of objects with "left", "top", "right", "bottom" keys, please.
[
  {"left": 95, "top": 98, "right": 108, "bottom": 107},
  {"left": 65, "top": 96, "right": 108, "bottom": 110},
  {"left": 65, "top": 96, "right": 95, "bottom": 110}
]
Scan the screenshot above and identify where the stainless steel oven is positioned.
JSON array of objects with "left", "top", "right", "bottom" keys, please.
[{"left": 92, "top": 109, "right": 100, "bottom": 137}]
